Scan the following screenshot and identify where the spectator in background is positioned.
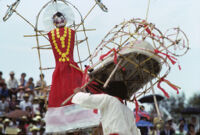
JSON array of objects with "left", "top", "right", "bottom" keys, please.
[
  {"left": 7, "top": 71, "right": 18, "bottom": 97},
  {"left": 0, "top": 71, "right": 5, "bottom": 85},
  {"left": 36, "top": 74, "right": 46, "bottom": 87},
  {"left": 187, "top": 124, "right": 195, "bottom": 135},
  {"left": 0, "top": 83, "right": 9, "bottom": 99},
  {"left": 19, "top": 73, "right": 27, "bottom": 87},
  {"left": 160, "top": 122, "right": 175, "bottom": 135},
  {"left": 178, "top": 118, "right": 188, "bottom": 132},
  {"left": 34, "top": 87, "right": 44, "bottom": 98},
  {"left": 25, "top": 88, "right": 34, "bottom": 102},
  {"left": 32, "top": 97, "right": 40, "bottom": 115},
  {"left": 0, "top": 124, "right": 3, "bottom": 134},
  {"left": 19, "top": 94, "right": 32, "bottom": 111},
  {"left": 166, "top": 117, "right": 178, "bottom": 131},
  {"left": 9, "top": 95, "right": 18, "bottom": 111},
  {"left": 17, "top": 86, "right": 25, "bottom": 101},
  {"left": 176, "top": 124, "right": 187, "bottom": 135},
  {"left": 3, "top": 118, "right": 11, "bottom": 132},
  {"left": 190, "top": 116, "right": 199, "bottom": 132},
  {"left": 0, "top": 96, "right": 9, "bottom": 114},
  {"left": 25, "top": 77, "right": 34, "bottom": 90}
]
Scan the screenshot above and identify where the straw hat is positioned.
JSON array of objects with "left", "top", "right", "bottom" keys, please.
[
  {"left": 33, "top": 97, "right": 39, "bottom": 100},
  {"left": 153, "top": 117, "right": 164, "bottom": 129},
  {"left": 35, "top": 112, "right": 40, "bottom": 116},
  {"left": 30, "top": 126, "right": 39, "bottom": 132},
  {"left": 3, "top": 118, "right": 10, "bottom": 124},
  {"left": 5, "top": 127, "right": 21, "bottom": 135},
  {"left": 35, "top": 116, "right": 41, "bottom": 120},
  {"left": 23, "top": 93, "right": 29, "bottom": 97},
  {"left": 21, "top": 115, "right": 27, "bottom": 120},
  {"left": 39, "top": 96, "right": 44, "bottom": 100},
  {"left": 33, "top": 117, "right": 38, "bottom": 122}
]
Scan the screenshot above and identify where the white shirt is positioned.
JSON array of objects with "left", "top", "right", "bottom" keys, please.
[
  {"left": 19, "top": 100, "right": 32, "bottom": 111},
  {"left": 72, "top": 92, "right": 141, "bottom": 135},
  {"left": 7, "top": 78, "right": 18, "bottom": 89},
  {"left": 32, "top": 104, "right": 40, "bottom": 114}
]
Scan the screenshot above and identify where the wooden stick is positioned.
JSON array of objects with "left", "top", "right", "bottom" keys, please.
[
  {"left": 24, "top": 29, "right": 96, "bottom": 38},
  {"left": 150, "top": 80, "right": 162, "bottom": 120},
  {"left": 75, "top": 3, "right": 97, "bottom": 31},
  {"left": 103, "top": 59, "right": 123, "bottom": 88},
  {"left": 40, "top": 64, "right": 84, "bottom": 73},
  {"left": 61, "top": 79, "right": 93, "bottom": 106},
  {"left": 24, "top": 34, "right": 47, "bottom": 37},
  {"left": 76, "top": 29, "right": 96, "bottom": 32},
  {"left": 61, "top": 94, "right": 75, "bottom": 106}
]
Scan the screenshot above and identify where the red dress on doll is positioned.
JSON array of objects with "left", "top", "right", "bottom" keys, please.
[
  {"left": 48, "top": 27, "right": 83, "bottom": 107},
  {"left": 45, "top": 27, "right": 99, "bottom": 133}
]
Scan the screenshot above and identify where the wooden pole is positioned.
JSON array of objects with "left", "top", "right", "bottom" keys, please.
[
  {"left": 103, "top": 59, "right": 123, "bottom": 88},
  {"left": 150, "top": 80, "right": 161, "bottom": 120}
]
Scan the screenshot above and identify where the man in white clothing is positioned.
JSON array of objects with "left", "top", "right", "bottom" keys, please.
[
  {"left": 7, "top": 71, "right": 18, "bottom": 98},
  {"left": 72, "top": 81, "right": 141, "bottom": 135},
  {"left": 19, "top": 93, "right": 32, "bottom": 111}
]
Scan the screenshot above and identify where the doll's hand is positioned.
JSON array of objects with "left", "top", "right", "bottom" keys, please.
[
  {"left": 74, "top": 87, "right": 86, "bottom": 94},
  {"left": 74, "top": 87, "right": 82, "bottom": 94}
]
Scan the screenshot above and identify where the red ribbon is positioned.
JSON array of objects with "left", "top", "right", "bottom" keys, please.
[
  {"left": 178, "top": 65, "right": 181, "bottom": 70},
  {"left": 157, "top": 77, "right": 179, "bottom": 98},
  {"left": 100, "top": 48, "right": 118, "bottom": 64},
  {"left": 138, "top": 110, "right": 150, "bottom": 120},
  {"left": 93, "top": 109, "right": 98, "bottom": 114},
  {"left": 154, "top": 49, "right": 177, "bottom": 65},
  {"left": 81, "top": 66, "right": 91, "bottom": 87},
  {"left": 134, "top": 96, "right": 140, "bottom": 122},
  {"left": 142, "top": 20, "right": 156, "bottom": 37}
]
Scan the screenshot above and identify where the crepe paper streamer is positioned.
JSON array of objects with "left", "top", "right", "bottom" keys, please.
[
  {"left": 134, "top": 96, "right": 140, "bottom": 122},
  {"left": 157, "top": 77, "right": 179, "bottom": 99},
  {"left": 100, "top": 48, "right": 118, "bottom": 64}
]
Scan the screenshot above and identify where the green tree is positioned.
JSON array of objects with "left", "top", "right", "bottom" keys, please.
[
  {"left": 159, "top": 93, "right": 186, "bottom": 119},
  {"left": 188, "top": 92, "right": 200, "bottom": 107}
]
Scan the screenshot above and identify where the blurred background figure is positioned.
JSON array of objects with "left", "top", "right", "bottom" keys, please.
[
  {"left": 0, "top": 96, "right": 9, "bottom": 115},
  {"left": 17, "top": 86, "right": 25, "bottom": 101},
  {"left": 9, "top": 95, "right": 18, "bottom": 111},
  {"left": 160, "top": 122, "right": 175, "bottom": 135},
  {"left": 0, "top": 71, "right": 5, "bottom": 86},
  {"left": 36, "top": 74, "right": 46, "bottom": 88},
  {"left": 25, "top": 77, "right": 34, "bottom": 90},
  {"left": 19, "top": 94, "right": 32, "bottom": 111},
  {"left": 19, "top": 73, "right": 27, "bottom": 87},
  {"left": 0, "top": 83, "right": 9, "bottom": 99},
  {"left": 7, "top": 71, "right": 18, "bottom": 98},
  {"left": 175, "top": 124, "right": 187, "bottom": 135},
  {"left": 189, "top": 116, "right": 199, "bottom": 132},
  {"left": 187, "top": 124, "right": 195, "bottom": 135}
]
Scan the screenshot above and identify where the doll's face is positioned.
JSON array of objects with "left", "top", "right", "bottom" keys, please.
[{"left": 53, "top": 12, "right": 66, "bottom": 28}]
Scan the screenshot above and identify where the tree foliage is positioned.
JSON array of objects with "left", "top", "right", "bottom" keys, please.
[
  {"left": 188, "top": 92, "right": 200, "bottom": 107},
  {"left": 159, "top": 93, "right": 186, "bottom": 119}
]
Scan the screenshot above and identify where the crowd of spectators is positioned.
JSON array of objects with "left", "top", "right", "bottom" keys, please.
[
  {"left": 136, "top": 106, "right": 200, "bottom": 135},
  {"left": 0, "top": 71, "right": 47, "bottom": 135},
  {"left": 0, "top": 71, "right": 199, "bottom": 135}
]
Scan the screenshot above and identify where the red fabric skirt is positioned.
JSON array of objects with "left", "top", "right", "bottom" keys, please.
[{"left": 48, "top": 61, "right": 83, "bottom": 107}]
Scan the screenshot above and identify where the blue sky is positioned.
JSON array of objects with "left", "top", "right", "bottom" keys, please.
[{"left": 0, "top": 0, "right": 200, "bottom": 101}]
